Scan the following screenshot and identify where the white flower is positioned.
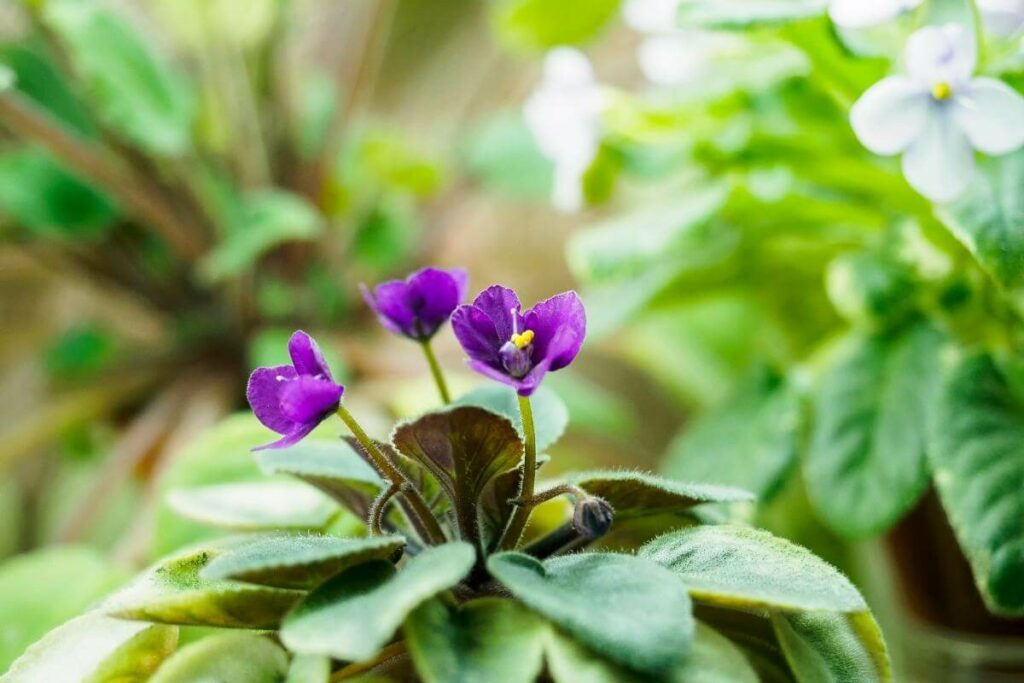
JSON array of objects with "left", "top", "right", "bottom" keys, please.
[
  {"left": 523, "top": 48, "right": 605, "bottom": 213},
  {"left": 828, "top": 0, "right": 922, "bottom": 30},
  {"left": 978, "top": 0, "right": 1024, "bottom": 37},
  {"left": 851, "top": 24, "right": 1024, "bottom": 201}
]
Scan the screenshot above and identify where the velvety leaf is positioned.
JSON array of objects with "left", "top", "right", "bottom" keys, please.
[
  {"left": 149, "top": 633, "right": 287, "bottom": 683},
  {"left": 285, "top": 654, "right": 331, "bottom": 683},
  {"left": 478, "top": 467, "right": 522, "bottom": 551},
  {"left": 640, "top": 525, "right": 866, "bottom": 612},
  {"left": 393, "top": 407, "right": 522, "bottom": 543},
  {"left": 676, "top": 622, "right": 759, "bottom": 683},
  {"left": 0, "top": 613, "right": 176, "bottom": 683},
  {"left": 404, "top": 598, "right": 547, "bottom": 683},
  {"left": 455, "top": 384, "right": 568, "bottom": 452},
  {"left": 571, "top": 470, "right": 753, "bottom": 519},
  {"left": 103, "top": 545, "right": 303, "bottom": 628},
  {"left": 199, "top": 533, "right": 405, "bottom": 589},
  {"left": 928, "top": 352, "right": 1024, "bottom": 615},
  {"left": 492, "top": 0, "right": 622, "bottom": 52},
  {"left": 937, "top": 149, "right": 1024, "bottom": 288},
  {"left": 543, "top": 630, "right": 646, "bottom": 683},
  {"left": 487, "top": 552, "right": 693, "bottom": 675},
  {"left": 805, "top": 324, "right": 942, "bottom": 538},
  {"left": 772, "top": 611, "right": 891, "bottom": 683},
  {"left": 255, "top": 442, "right": 384, "bottom": 517},
  {"left": 663, "top": 367, "right": 800, "bottom": 500},
  {"left": 43, "top": 0, "right": 195, "bottom": 155},
  {"left": 281, "top": 543, "right": 475, "bottom": 661},
  {"left": 167, "top": 482, "right": 339, "bottom": 531},
  {"left": 677, "top": 0, "right": 828, "bottom": 29}
]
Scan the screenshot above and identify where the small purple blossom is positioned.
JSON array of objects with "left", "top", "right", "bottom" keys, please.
[
  {"left": 361, "top": 267, "right": 469, "bottom": 341},
  {"left": 246, "top": 330, "right": 343, "bottom": 450},
  {"left": 451, "top": 286, "right": 586, "bottom": 396}
]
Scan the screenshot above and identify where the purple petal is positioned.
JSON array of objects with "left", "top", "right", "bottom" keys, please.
[
  {"left": 523, "top": 291, "right": 586, "bottom": 371},
  {"left": 364, "top": 280, "right": 418, "bottom": 337},
  {"left": 467, "top": 359, "right": 531, "bottom": 393},
  {"left": 247, "top": 365, "right": 300, "bottom": 435},
  {"left": 516, "top": 356, "right": 555, "bottom": 396},
  {"left": 289, "top": 330, "right": 333, "bottom": 379},
  {"left": 452, "top": 304, "right": 503, "bottom": 365},
  {"left": 279, "top": 375, "right": 344, "bottom": 424},
  {"left": 406, "top": 267, "right": 467, "bottom": 337},
  {"left": 252, "top": 422, "right": 319, "bottom": 451},
  {"left": 471, "top": 286, "right": 522, "bottom": 342}
]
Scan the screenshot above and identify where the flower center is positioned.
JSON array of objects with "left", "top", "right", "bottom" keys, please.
[
  {"left": 500, "top": 321, "right": 535, "bottom": 379},
  {"left": 931, "top": 82, "right": 953, "bottom": 101},
  {"left": 511, "top": 329, "right": 535, "bottom": 349}
]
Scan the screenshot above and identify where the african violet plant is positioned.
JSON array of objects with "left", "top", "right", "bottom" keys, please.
[{"left": 2, "top": 272, "right": 891, "bottom": 682}]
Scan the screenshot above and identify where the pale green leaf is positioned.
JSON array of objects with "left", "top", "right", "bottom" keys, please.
[
  {"left": 150, "top": 633, "right": 287, "bottom": 683},
  {"left": 570, "top": 470, "right": 754, "bottom": 519},
  {"left": 167, "top": 482, "right": 339, "bottom": 531},
  {"left": 677, "top": 0, "right": 827, "bottom": 29},
  {"left": 492, "top": 0, "right": 622, "bottom": 51},
  {"left": 772, "top": 610, "right": 891, "bottom": 683},
  {"left": 455, "top": 385, "right": 568, "bottom": 452},
  {"left": 676, "top": 622, "right": 759, "bottom": 683},
  {"left": 285, "top": 654, "right": 330, "bottom": 683}
]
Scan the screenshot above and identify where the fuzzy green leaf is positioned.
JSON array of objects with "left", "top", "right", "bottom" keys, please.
[
  {"left": 571, "top": 470, "right": 754, "bottom": 519},
  {"left": 678, "top": 622, "right": 760, "bottom": 683},
  {"left": 772, "top": 611, "right": 891, "bottom": 683},
  {"left": 281, "top": 543, "right": 475, "bottom": 661},
  {"left": 405, "top": 598, "right": 547, "bottom": 683},
  {"left": 677, "top": 0, "right": 827, "bottom": 29},
  {"left": 455, "top": 385, "right": 568, "bottom": 452},
  {"left": 150, "top": 633, "right": 287, "bottom": 683},
  {"left": 928, "top": 352, "right": 1024, "bottom": 615},
  {"left": 199, "top": 533, "right": 405, "bottom": 589},
  {"left": 103, "top": 545, "right": 303, "bottom": 628},
  {"left": 0, "top": 613, "right": 176, "bottom": 683},
  {"left": 167, "top": 482, "right": 339, "bottom": 531},
  {"left": 805, "top": 324, "right": 942, "bottom": 538},
  {"left": 487, "top": 552, "right": 693, "bottom": 675},
  {"left": 640, "top": 525, "right": 866, "bottom": 612}
]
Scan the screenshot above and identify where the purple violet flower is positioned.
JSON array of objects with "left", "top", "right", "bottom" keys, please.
[
  {"left": 451, "top": 286, "right": 586, "bottom": 396},
  {"left": 246, "top": 330, "right": 344, "bottom": 450},
  {"left": 361, "top": 267, "right": 469, "bottom": 341}
]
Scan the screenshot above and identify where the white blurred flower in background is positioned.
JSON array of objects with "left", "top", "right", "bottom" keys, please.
[
  {"left": 523, "top": 48, "right": 605, "bottom": 213},
  {"left": 851, "top": 24, "right": 1024, "bottom": 201},
  {"left": 978, "top": 0, "right": 1024, "bottom": 37},
  {"left": 828, "top": 0, "right": 922, "bottom": 30}
]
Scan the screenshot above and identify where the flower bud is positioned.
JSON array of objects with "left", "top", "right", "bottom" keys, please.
[{"left": 572, "top": 496, "right": 614, "bottom": 540}]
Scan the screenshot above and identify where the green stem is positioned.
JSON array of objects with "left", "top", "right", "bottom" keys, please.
[
  {"left": 419, "top": 339, "right": 451, "bottom": 404},
  {"left": 497, "top": 396, "right": 536, "bottom": 551},
  {"left": 335, "top": 404, "right": 447, "bottom": 545}
]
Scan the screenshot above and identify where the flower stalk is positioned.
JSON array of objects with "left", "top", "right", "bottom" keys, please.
[
  {"left": 419, "top": 339, "right": 451, "bottom": 404},
  {"left": 496, "top": 395, "right": 537, "bottom": 551}
]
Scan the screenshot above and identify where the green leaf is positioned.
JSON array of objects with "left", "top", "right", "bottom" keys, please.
[
  {"left": 281, "top": 543, "right": 475, "bottom": 661},
  {"left": 825, "top": 251, "right": 918, "bottom": 329},
  {"left": 543, "top": 630, "right": 646, "bottom": 683},
  {"left": 455, "top": 385, "right": 568, "bottom": 452},
  {"left": 487, "top": 552, "right": 693, "bottom": 675},
  {"left": 0, "top": 41, "right": 95, "bottom": 136},
  {"left": 285, "top": 654, "right": 330, "bottom": 683},
  {"left": 150, "top": 633, "right": 287, "bottom": 683},
  {"left": 805, "top": 324, "right": 942, "bottom": 538},
  {"left": 0, "top": 614, "right": 176, "bottom": 683},
  {"left": 772, "top": 611, "right": 891, "bottom": 683},
  {"left": 0, "top": 546, "right": 129, "bottom": 672},
  {"left": 640, "top": 525, "right": 866, "bottom": 612},
  {"left": 492, "top": 0, "right": 622, "bottom": 52},
  {"left": 198, "top": 190, "right": 323, "bottom": 283},
  {"left": 570, "top": 470, "right": 754, "bottom": 519},
  {"left": 0, "top": 148, "right": 117, "bottom": 238},
  {"left": 663, "top": 367, "right": 801, "bottom": 500},
  {"left": 462, "top": 111, "right": 553, "bottom": 199},
  {"left": 404, "top": 598, "right": 547, "bottom": 683},
  {"left": 677, "top": 622, "right": 759, "bottom": 683},
  {"left": 677, "top": 0, "right": 827, "bottom": 29},
  {"left": 103, "top": 544, "right": 303, "bottom": 628},
  {"left": 43, "top": 0, "right": 195, "bottom": 155},
  {"left": 255, "top": 441, "right": 384, "bottom": 517},
  {"left": 928, "top": 352, "right": 1024, "bottom": 615},
  {"left": 393, "top": 407, "right": 523, "bottom": 543},
  {"left": 937, "top": 150, "right": 1024, "bottom": 288},
  {"left": 167, "top": 482, "right": 339, "bottom": 531},
  {"left": 200, "top": 533, "right": 405, "bottom": 589}
]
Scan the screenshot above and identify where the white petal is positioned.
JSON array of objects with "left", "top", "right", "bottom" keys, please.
[
  {"left": 905, "top": 24, "right": 976, "bottom": 88},
  {"left": 829, "top": 0, "right": 921, "bottom": 29},
  {"left": 623, "top": 0, "right": 681, "bottom": 33},
  {"left": 637, "top": 35, "right": 706, "bottom": 85},
  {"left": 978, "top": 0, "right": 1024, "bottom": 37},
  {"left": 902, "top": 111, "right": 975, "bottom": 202},
  {"left": 542, "top": 47, "right": 596, "bottom": 88},
  {"left": 953, "top": 77, "right": 1024, "bottom": 154},
  {"left": 851, "top": 76, "right": 929, "bottom": 154},
  {"left": 552, "top": 162, "right": 586, "bottom": 213}
]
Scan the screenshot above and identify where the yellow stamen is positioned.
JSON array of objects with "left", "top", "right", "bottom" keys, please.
[
  {"left": 932, "top": 82, "right": 953, "bottom": 101},
  {"left": 511, "top": 329, "right": 535, "bottom": 349}
]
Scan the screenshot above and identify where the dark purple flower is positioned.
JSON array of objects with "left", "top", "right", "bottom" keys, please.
[
  {"left": 361, "top": 267, "right": 469, "bottom": 341},
  {"left": 451, "top": 286, "right": 586, "bottom": 396},
  {"left": 246, "top": 330, "right": 343, "bottom": 450}
]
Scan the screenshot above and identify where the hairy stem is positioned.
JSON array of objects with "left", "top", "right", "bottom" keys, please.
[
  {"left": 496, "top": 395, "right": 536, "bottom": 551},
  {"left": 419, "top": 339, "right": 451, "bottom": 404}
]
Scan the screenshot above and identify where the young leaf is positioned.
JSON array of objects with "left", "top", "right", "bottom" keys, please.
[
  {"left": 0, "top": 613, "right": 176, "bottom": 683},
  {"left": 928, "top": 352, "right": 1024, "bottom": 615},
  {"left": 487, "top": 552, "right": 694, "bottom": 675},
  {"left": 199, "top": 533, "right": 405, "bottom": 589},
  {"left": 150, "top": 633, "right": 287, "bottom": 683},
  {"left": 491, "top": 0, "right": 622, "bottom": 52},
  {"left": 404, "top": 598, "right": 547, "bottom": 683},
  {"left": 676, "top": 0, "right": 827, "bottom": 29},
  {"left": 281, "top": 543, "right": 475, "bottom": 661},
  {"left": 103, "top": 545, "right": 303, "bottom": 628},
  {"left": 455, "top": 385, "right": 568, "bottom": 452},
  {"left": 772, "top": 611, "right": 891, "bottom": 683},
  {"left": 663, "top": 367, "right": 801, "bottom": 500},
  {"left": 805, "top": 324, "right": 942, "bottom": 538},
  {"left": 167, "top": 482, "right": 339, "bottom": 531},
  {"left": 571, "top": 470, "right": 754, "bottom": 519},
  {"left": 640, "top": 525, "right": 867, "bottom": 613}
]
